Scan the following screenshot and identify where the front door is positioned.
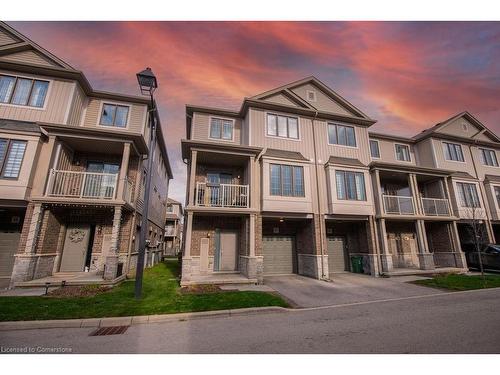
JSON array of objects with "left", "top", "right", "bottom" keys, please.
[
  {"left": 216, "top": 231, "right": 238, "bottom": 271},
  {"left": 60, "top": 224, "right": 91, "bottom": 272},
  {"left": 327, "top": 236, "right": 348, "bottom": 273}
]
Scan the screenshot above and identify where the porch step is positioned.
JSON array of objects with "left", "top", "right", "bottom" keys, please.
[{"left": 181, "top": 277, "right": 258, "bottom": 287}]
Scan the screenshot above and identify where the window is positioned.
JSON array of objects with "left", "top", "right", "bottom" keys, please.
[
  {"left": 100, "top": 103, "right": 129, "bottom": 127},
  {"left": 443, "top": 142, "right": 464, "bottom": 162},
  {"left": 395, "top": 144, "right": 411, "bottom": 162},
  {"left": 328, "top": 123, "right": 356, "bottom": 147},
  {"left": 0, "top": 139, "right": 27, "bottom": 179},
  {"left": 269, "top": 164, "right": 305, "bottom": 197},
  {"left": 266, "top": 114, "right": 299, "bottom": 139},
  {"left": 0, "top": 74, "right": 49, "bottom": 108},
  {"left": 335, "top": 170, "right": 366, "bottom": 201},
  {"left": 495, "top": 186, "right": 500, "bottom": 208},
  {"left": 370, "top": 140, "right": 380, "bottom": 158},
  {"left": 456, "top": 182, "right": 480, "bottom": 208},
  {"left": 210, "top": 118, "right": 233, "bottom": 140},
  {"left": 166, "top": 204, "right": 173, "bottom": 212},
  {"left": 480, "top": 148, "right": 498, "bottom": 167}
]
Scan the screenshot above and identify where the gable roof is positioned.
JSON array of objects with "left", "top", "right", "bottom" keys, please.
[
  {"left": 250, "top": 76, "right": 374, "bottom": 121},
  {"left": 412, "top": 111, "right": 500, "bottom": 143},
  {"left": 167, "top": 198, "right": 182, "bottom": 206}
]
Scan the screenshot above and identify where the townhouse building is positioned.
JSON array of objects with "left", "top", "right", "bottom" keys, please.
[
  {"left": 164, "top": 198, "right": 183, "bottom": 256},
  {"left": 0, "top": 22, "right": 172, "bottom": 288},
  {"left": 181, "top": 76, "right": 499, "bottom": 285}
]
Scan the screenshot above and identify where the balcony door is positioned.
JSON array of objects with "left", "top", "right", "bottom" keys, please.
[
  {"left": 84, "top": 162, "right": 119, "bottom": 198},
  {"left": 207, "top": 173, "right": 232, "bottom": 206}
]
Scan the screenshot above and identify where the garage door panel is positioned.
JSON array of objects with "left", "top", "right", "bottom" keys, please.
[
  {"left": 0, "top": 232, "right": 21, "bottom": 278},
  {"left": 263, "top": 236, "right": 295, "bottom": 275},
  {"left": 327, "top": 236, "right": 347, "bottom": 273}
]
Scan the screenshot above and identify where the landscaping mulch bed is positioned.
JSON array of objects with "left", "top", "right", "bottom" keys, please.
[
  {"left": 47, "top": 285, "right": 111, "bottom": 298},
  {"left": 180, "top": 284, "right": 225, "bottom": 295}
]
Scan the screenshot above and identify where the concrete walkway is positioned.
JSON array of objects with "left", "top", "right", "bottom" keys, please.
[{"left": 264, "top": 273, "right": 441, "bottom": 307}]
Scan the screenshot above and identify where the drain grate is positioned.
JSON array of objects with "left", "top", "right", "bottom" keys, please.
[{"left": 89, "top": 326, "right": 129, "bottom": 336}]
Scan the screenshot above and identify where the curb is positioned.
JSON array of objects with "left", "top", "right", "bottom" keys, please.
[{"left": 0, "top": 306, "right": 288, "bottom": 331}]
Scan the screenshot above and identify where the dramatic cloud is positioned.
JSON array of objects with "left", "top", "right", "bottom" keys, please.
[{"left": 12, "top": 21, "right": 500, "bottom": 203}]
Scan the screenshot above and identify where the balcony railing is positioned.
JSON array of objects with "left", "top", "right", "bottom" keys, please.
[
  {"left": 47, "top": 169, "right": 118, "bottom": 199},
  {"left": 383, "top": 195, "right": 415, "bottom": 215},
  {"left": 165, "top": 227, "right": 176, "bottom": 236},
  {"left": 421, "top": 197, "right": 451, "bottom": 216},
  {"left": 123, "top": 177, "right": 134, "bottom": 204},
  {"left": 195, "top": 182, "right": 249, "bottom": 208}
]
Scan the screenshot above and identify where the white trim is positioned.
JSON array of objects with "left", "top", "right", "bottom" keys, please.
[
  {"left": 491, "top": 184, "right": 500, "bottom": 210},
  {"left": 394, "top": 143, "right": 412, "bottom": 162},
  {"left": 264, "top": 111, "right": 301, "bottom": 142},
  {"left": 369, "top": 139, "right": 381, "bottom": 159},
  {"left": 442, "top": 140, "right": 466, "bottom": 163},
  {"left": 0, "top": 71, "right": 53, "bottom": 111},
  {"left": 326, "top": 122, "right": 358, "bottom": 148},
  {"left": 208, "top": 115, "right": 236, "bottom": 142},
  {"left": 79, "top": 96, "right": 88, "bottom": 126},
  {"left": 63, "top": 81, "right": 77, "bottom": 125},
  {"left": 95, "top": 100, "right": 132, "bottom": 129},
  {"left": 478, "top": 147, "right": 500, "bottom": 168}
]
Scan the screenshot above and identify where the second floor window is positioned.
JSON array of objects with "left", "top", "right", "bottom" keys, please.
[
  {"left": 335, "top": 170, "right": 366, "bottom": 201},
  {"left": 494, "top": 186, "right": 500, "bottom": 208},
  {"left": 0, "top": 139, "right": 27, "bottom": 179},
  {"left": 100, "top": 103, "right": 129, "bottom": 127},
  {"left": 395, "top": 144, "right": 411, "bottom": 162},
  {"left": 328, "top": 123, "right": 356, "bottom": 147},
  {"left": 266, "top": 114, "right": 299, "bottom": 139},
  {"left": 443, "top": 142, "right": 464, "bottom": 162},
  {"left": 0, "top": 74, "right": 49, "bottom": 108},
  {"left": 270, "top": 164, "right": 304, "bottom": 197},
  {"left": 456, "top": 182, "right": 480, "bottom": 208},
  {"left": 210, "top": 118, "right": 233, "bottom": 140},
  {"left": 480, "top": 148, "right": 498, "bottom": 167},
  {"left": 370, "top": 140, "right": 380, "bottom": 158}
]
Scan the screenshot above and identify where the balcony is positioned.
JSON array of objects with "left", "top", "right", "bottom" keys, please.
[
  {"left": 421, "top": 197, "right": 451, "bottom": 216},
  {"left": 383, "top": 195, "right": 415, "bottom": 215},
  {"left": 195, "top": 182, "right": 249, "bottom": 208},
  {"left": 165, "top": 227, "right": 176, "bottom": 236},
  {"left": 46, "top": 169, "right": 133, "bottom": 203}
]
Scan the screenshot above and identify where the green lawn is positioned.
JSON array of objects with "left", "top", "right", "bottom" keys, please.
[
  {"left": 0, "top": 260, "right": 288, "bottom": 322},
  {"left": 413, "top": 273, "right": 500, "bottom": 291}
]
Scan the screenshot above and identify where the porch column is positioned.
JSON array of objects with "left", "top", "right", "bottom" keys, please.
[
  {"left": 442, "top": 177, "right": 455, "bottom": 216},
  {"left": 409, "top": 173, "right": 422, "bottom": 215},
  {"left": 367, "top": 216, "right": 381, "bottom": 276},
  {"left": 104, "top": 206, "right": 122, "bottom": 280},
  {"left": 451, "top": 221, "right": 467, "bottom": 268},
  {"left": 249, "top": 155, "right": 255, "bottom": 209},
  {"left": 180, "top": 211, "right": 194, "bottom": 284},
  {"left": 416, "top": 219, "right": 435, "bottom": 270},
  {"left": 372, "top": 169, "right": 384, "bottom": 214},
  {"left": 378, "top": 218, "right": 393, "bottom": 272},
  {"left": 116, "top": 143, "right": 131, "bottom": 201},
  {"left": 10, "top": 203, "right": 44, "bottom": 284},
  {"left": 32, "top": 135, "right": 57, "bottom": 196},
  {"left": 188, "top": 150, "right": 198, "bottom": 207},
  {"left": 249, "top": 214, "right": 256, "bottom": 257}
]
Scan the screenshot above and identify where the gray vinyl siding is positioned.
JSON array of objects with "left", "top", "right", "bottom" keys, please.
[
  {"left": 0, "top": 30, "right": 18, "bottom": 46},
  {"left": 66, "top": 84, "right": 86, "bottom": 126},
  {"left": 290, "top": 83, "right": 353, "bottom": 116},
  {"left": 1, "top": 50, "right": 56, "bottom": 68}
]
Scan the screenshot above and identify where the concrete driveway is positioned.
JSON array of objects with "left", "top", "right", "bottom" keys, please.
[{"left": 264, "top": 273, "right": 444, "bottom": 308}]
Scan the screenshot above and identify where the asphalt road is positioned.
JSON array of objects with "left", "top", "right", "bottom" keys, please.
[{"left": 1, "top": 287, "right": 500, "bottom": 354}]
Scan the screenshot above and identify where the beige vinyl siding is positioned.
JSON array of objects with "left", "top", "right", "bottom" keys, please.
[
  {"left": 436, "top": 117, "right": 479, "bottom": 138},
  {"left": 1, "top": 50, "right": 57, "bottom": 68},
  {"left": 413, "top": 138, "right": 436, "bottom": 168},
  {"left": 82, "top": 98, "right": 147, "bottom": 134},
  {"left": 191, "top": 112, "right": 241, "bottom": 144},
  {"left": 432, "top": 138, "right": 476, "bottom": 177},
  {"left": 0, "top": 30, "right": 18, "bottom": 46},
  {"left": 291, "top": 83, "right": 353, "bottom": 116},
  {"left": 471, "top": 145, "right": 500, "bottom": 180},
  {"left": 370, "top": 137, "right": 416, "bottom": 165},
  {"left": 262, "top": 93, "right": 299, "bottom": 107},
  {"left": 66, "top": 84, "right": 86, "bottom": 126},
  {"left": 0, "top": 72, "right": 74, "bottom": 124},
  {"left": 56, "top": 144, "right": 73, "bottom": 170}
]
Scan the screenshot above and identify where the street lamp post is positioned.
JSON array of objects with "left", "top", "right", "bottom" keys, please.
[{"left": 135, "top": 67, "right": 158, "bottom": 300}]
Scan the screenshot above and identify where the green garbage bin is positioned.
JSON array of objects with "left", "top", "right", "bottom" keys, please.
[{"left": 351, "top": 256, "right": 364, "bottom": 273}]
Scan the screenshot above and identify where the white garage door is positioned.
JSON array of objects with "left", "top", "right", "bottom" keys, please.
[
  {"left": 263, "top": 236, "right": 295, "bottom": 275},
  {"left": 0, "top": 231, "right": 21, "bottom": 286},
  {"left": 327, "top": 236, "right": 347, "bottom": 273}
]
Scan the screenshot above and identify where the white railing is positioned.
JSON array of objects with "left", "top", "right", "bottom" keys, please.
[
  {"left": 196, "top": 182, "right": 249, "bottom": 208},
  {"left": 123, "top": 177, "right": 134, "bottom": 203},
  {"left": 165, "top": 227, "right": 175, "bottom": 236},
  {"left": 421, "top": 197, "right": 451, "bottom": 216},
  {"left": 383, "top": 194, "right": 415, "bottom": 215},
  {"left": 47, "top": 169, "right": 118, "bottom": 199}
]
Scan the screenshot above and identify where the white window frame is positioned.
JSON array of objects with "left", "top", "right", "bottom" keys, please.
[
  {"left": 394, "top": 143, "right": 412, "bottom": 162},
  {"left": 455, "top": 181, "right": 481, "bottom": 208},
  {"left": 479, "top": 147, "right": 499, "bottom": 167},
  {"left": 0, "top": 72, "right": 52, "bottom": 111},
  {"left": 327, "top": 122, "right": 357, "bottom": 148},
  {"left": 493, "top": 185, "right": 500, "bottom": 210},
  {"left": 96, "top": 101, "right": 131, "bottom": 129},
  {"left": 369, "top": 139, "right": 380, "bottom": 159},
  {"left": 334, "top": 169, "right": 367, "bottom": 201},
  {"left": 269, "top": 163, "right": 305, "bottom": 197},
  {"left": 265, "top": 112, "right": 300, "bottom": 141},
  {"left": 208, "top": 116, "right": 235, "bottom": 142},
  {"left": 0, "top": 138, "right": 27, "bottom": 180},
  {"left": 442, "top": 141, "right": 465, "bottom": 163}
]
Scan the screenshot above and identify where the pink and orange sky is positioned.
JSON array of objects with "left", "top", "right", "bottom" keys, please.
[{"left": 12, "top": 21, "right": 500, "bottom": 203}]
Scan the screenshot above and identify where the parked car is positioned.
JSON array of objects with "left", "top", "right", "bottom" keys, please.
[{"left": 463, "top": 244, "right": 500, "bottom": 270}]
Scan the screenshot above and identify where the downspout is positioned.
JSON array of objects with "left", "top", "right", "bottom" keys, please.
[{"left": 310, "top": 110, "right": 326, "bottom": 279}]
